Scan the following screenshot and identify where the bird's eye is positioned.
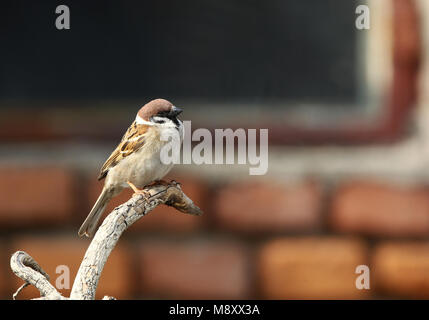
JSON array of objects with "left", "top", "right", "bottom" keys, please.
[{"left": 151, "top": 116, "right": 166, "bottom": 124}]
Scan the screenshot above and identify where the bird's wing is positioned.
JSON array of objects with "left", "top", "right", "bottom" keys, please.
[{"left": 97, "top": 121, "right": 149, "bottom": 180}]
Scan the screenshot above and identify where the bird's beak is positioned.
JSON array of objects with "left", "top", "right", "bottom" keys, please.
[{"left": 170, "top": 106, "right": 183, "bottom": 117}]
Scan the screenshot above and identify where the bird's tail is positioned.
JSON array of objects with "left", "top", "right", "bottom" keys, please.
[{"left": 78, "top": 188, "right": 111, "bottom": 238}]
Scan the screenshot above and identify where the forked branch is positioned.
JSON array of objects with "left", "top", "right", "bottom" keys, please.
[{"left": 10, "top": 181, "right": 203, "bottom": 300}]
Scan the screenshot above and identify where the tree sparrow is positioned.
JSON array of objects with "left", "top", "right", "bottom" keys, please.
[{"left": 78, "top": 98, "right": 184, "bottom": 238}]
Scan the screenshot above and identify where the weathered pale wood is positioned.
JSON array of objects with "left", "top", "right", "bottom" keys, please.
[
  {"left": 10, "top": 251, "right": 64, "bottom": 300},
  {"left": 9, "top": 181, "right": 202, "bottom": 300}
]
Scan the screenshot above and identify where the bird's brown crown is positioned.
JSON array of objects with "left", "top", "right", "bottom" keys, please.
[{"left": 137, "top": 98, "right": 173, "bottom": 121}]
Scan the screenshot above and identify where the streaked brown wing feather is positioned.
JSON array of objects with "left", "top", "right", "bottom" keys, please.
[{"left": 97, "top": 121, "right": 148, "bottom": 180}]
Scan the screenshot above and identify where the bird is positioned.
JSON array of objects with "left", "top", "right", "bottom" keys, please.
[{"left": 78, "top": 98, "right": 184, "bottom": 238}]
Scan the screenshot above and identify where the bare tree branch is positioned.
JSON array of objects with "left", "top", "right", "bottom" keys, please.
[
  {"left": 10, "top": 181, "right": 203, "bottom": 300},
  {"left": 10, "top": 251, "right": 65, "bottom": 300}
]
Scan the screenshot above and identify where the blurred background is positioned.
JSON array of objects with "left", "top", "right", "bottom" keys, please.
[{"left": 1, "top": 0, "right": 429, "bottom": 299}]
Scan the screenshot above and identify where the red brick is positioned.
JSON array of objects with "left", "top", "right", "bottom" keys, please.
[
  {"left": 331, "top": 181, "right": 429, "bottom": 237},
  {"left": 139, "top": 239, "right": 249, "bottom": 299},
  {"left": 214, "top": 181, "right": 322, "bottom": 232},
  {"left": 86, "top": 173, "right": 206, "bottom": 232},
  {"left": 372, "top": 242, "right": 429, "bottom": 298},
  {"left": 0, "top": 244, "right": 11, "bottom": 299},
  {"left": 0, "top": 167, "right": 75, "bottom": 225},
  {"left": 258, "top": 237, "right": 370, "bottom": 299},
  {"left": 10, "top": 235, "right": 133, "bottom": 299}
]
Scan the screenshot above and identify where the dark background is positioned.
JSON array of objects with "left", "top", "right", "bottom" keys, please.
[{"left": 0, "top": 0, "right": 357, "bottom": 104}]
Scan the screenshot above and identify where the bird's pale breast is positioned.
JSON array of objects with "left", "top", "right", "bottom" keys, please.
[{"left": 104, "top": 125, "right": 177, "bottom": 191}]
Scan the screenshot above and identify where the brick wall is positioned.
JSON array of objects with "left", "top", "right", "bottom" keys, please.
[{"left": 1, "top": 164, "right": 429, "bottom": 299}]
